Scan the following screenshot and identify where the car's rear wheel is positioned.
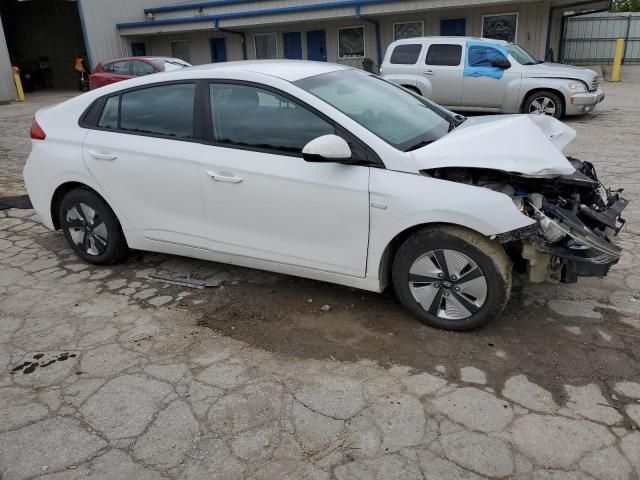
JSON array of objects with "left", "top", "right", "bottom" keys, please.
[
  {"left": 392, "top": 225, "right": 511, "bottom": 331},
  {"left": 59, "top": 188, "right": 128, "bottom": 265},
  {"left": 524, "top": 90, "right": 564, "bottom": 119}
]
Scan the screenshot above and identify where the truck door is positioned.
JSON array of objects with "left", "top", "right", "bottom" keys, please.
[{"left": 418, "top": 42, "right": 464, "bottom": 106}]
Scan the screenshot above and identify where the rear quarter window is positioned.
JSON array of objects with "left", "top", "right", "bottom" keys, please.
[
  {"left": 425, "top": 44, "right": 462, "bottom": 66},
  {"left": 390, "top": 44, "right": 422, "bottom": 65}
]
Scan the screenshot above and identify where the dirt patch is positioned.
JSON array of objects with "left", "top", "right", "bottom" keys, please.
[{"left": 196, "top": 275, "right": 640, "bottom": 398}]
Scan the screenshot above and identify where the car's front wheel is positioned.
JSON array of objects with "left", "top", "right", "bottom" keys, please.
[
  {"left": 524, "top": 90, "right": 564, "bottom": 119},
  {"left": 59, "top": 188, "right": 128, "bottom": 265},
  {"left": 392, "top": 225, "right": 512, "bottom": 331}
]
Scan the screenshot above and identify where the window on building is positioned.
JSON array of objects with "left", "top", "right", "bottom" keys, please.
[
  {"left": 119, "top": 83, "right": 195, "bottom": 139},
  {"left": 390, "top": 44, "right": 422, "bottom": 64},
  {"left": 170, "top": 40, "right": 191, "bottom": 63},
  {"left": 210, "top": 83, "right": 334, "bottom": 154},
  {"left": 98, "top": 96, "right": 119, "bottom": 129},
  {"left": 482, "top": 13, "right": 518, "bottom": 43},
  {"left": 425, "top": 44, "right": 462, "bottom": 66},
  {"left": 338, "top": 26, "right": 365, "bottom": 59},
  {"left": 254, "top": 33, "right": 278, "bottom": 59},
  {"left": 393, "top": 22, "right": 424, "bottom": 41},
  {"left": 132, "top": 60, "right": 156, "bottom": 76},
  {"left": 104, "top": 60, "right": 130, "bottom": 74}
]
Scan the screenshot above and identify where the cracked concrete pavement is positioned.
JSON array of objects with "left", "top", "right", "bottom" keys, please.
[{"left": 1, "top": 81, "right": 640, "bottom": 479}]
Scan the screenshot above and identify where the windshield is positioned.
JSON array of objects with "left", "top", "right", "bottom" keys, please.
[
  {"left": 505, "top": 44, "right": 538, "bottom": 65},
  {"left": 294, "top": 70, "right": 452, "bottom": 151}
]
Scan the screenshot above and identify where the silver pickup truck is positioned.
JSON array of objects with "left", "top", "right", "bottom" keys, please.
[{"left": 380, "top": 36, "right": 604, "bottom": 119}]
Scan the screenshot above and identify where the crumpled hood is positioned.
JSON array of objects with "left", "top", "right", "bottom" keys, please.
[
  {"left": 521, "top": 62, "right": 597, "bottom": 86},
  {"left": 412, "top": 114, "right": 577, "bottom": 177}
]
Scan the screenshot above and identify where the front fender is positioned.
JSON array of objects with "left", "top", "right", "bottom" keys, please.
[
  {"left": 518, "top": 77, "right": 577, "bottom": 110},
  {"left": 366, "top": 168, "right": 535, "bottom": 279}
]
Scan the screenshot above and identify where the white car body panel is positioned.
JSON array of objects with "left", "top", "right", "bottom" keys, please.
[
  {"left": 24, "top": 60, "right": 561, "bottom": 294},
  {"left": 83, "top": 130, "right": 208, "bottom": 249},
  {"left": 413, "top": 114, "right": 576, "bottom": 177},
  {"left": 199, "top": 146, "right": 370, "bottom": 277}
]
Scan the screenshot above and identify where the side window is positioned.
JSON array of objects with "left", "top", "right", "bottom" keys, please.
[
  {"left": 110, "top": 61, "right": 131, "bottom": 75},
  {"left": 119, "top": 83, "right": 195, "bottom": 138},
  {"left": 210, "top": 83, "right": 335, "bottom": 154},
  {"left": 468, "top": 45, "right": 507, "bottom": 67},
  {"left": 132, "top": 60, "right": 156, "bottom": 76},
  {"left": 390, "top": 44, "right": 422, "bottom": 65},
  {"left": 98, "top": 96, "right": 119, "bottom": 129},
  {"left": 426, "top": 44, "right": 462, "bottom": 66}
]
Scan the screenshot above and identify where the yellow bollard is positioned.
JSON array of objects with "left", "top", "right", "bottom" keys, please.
[
  {"left": 12, "top": 66, "right": 25, "bottom": 102},
  {"left": 611, "top": 38, "right": 624, "bottom": 82}
]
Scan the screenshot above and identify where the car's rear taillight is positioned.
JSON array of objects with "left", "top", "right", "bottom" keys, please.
[{"left": 30, "top": 118, "right": 46, "bottom": 140}]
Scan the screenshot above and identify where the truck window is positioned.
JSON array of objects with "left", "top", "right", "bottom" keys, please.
[
  {"left": 390, "top": 44, "right": 422, "bottom": 65},
  {"left": 425, "top": 44, "right": 462, "bottom": 66}
]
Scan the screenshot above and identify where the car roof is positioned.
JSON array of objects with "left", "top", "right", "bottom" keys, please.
[
  {"left": 100, "top": 56, "right": 186, "bottom": 64},
  {"left": 182, "top": 60, "right": 352, "bottom": 82},
  {"left": 392, "top": 36, "right": 508, "bottom": 46}
]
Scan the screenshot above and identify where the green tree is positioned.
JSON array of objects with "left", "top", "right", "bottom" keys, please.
[{"left": 612, "top": 0, "right": 640, "bottom": 12}]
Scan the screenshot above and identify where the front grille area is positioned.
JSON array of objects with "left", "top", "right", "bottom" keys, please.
[{"left": 590, "top": 76, "right": 599, "bottom": 92}]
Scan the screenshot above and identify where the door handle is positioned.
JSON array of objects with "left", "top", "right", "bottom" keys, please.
[
  {"left": 206, "top": 170, "right": 243, "bottom": 184},
  {"left": 423, "top": 70, "right": 435, "bottom": 75},
  {"left": 88, "top": 150, "right": 117, "bottom": 161}
]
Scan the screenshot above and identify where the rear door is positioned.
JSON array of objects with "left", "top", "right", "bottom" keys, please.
[
  {"left": 419, "top": 42, "right": 464, "bottom": 106},
  {"left": 83, "top": 81, "right": 207, "bottom": 248}
]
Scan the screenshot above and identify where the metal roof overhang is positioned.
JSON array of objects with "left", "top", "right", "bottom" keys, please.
[{"left": 117, "top": 0, "right": 543, "bottom": 35}]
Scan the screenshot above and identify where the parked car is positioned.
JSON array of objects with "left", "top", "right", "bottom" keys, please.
[
  {"left": 381, "top": 36, "right": 604, "bottom": 119},
  {"left": 24, "top": 61, "right": 626, "bottom": 330},
  {"left": 89, "top": 56, "right": 191, "bottom": 90}
]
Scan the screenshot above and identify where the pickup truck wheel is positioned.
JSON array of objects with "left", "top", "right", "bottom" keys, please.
[
  {"left": 392, "top": 225, "right": 512, "bottom": 331},
  {"left": 524, "top": 91, "right": 564, "bottom": 119}
]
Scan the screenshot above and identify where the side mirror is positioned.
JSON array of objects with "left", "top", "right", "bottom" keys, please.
[
  {"left": 491, "top": 56, "right": 511, "bottom": 69},
  {"left": 302, "top": 134, "right": 352, "bottom": 163}
]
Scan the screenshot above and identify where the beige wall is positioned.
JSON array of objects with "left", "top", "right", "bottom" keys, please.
[{"left": 132, "top": 1, "right": 553, "bottom": 69}]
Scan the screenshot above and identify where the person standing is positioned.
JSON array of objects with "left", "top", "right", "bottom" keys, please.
[{"left": 74, "top": 53, "right": 89, "bottom": 91}]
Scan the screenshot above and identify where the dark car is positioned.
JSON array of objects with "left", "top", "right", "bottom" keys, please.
[{"left": 89, "top": 56, "right": 191, "bottom": 90}]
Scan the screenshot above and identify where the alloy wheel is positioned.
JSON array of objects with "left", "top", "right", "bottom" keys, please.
[
  {"left": 408, "top": 249, "right": 488, "bottom": 320},
  {"left": 528, "top": 96, "right": 557, "bottom": 116},
  {"left": 65, "top": 202, "right": 109, "bottom": 256}
]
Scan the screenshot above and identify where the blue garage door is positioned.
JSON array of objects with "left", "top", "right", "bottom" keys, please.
[
  {"left": 307, "top": 30, "right": 327, "bottom": 62},
  {"left": 283, "top": 32, "right": 302, "bottom": 59}
]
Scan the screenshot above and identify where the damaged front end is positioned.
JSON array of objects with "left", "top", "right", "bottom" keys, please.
[{"left": 425, "top": 158, "right": 628, "bottom": 283}]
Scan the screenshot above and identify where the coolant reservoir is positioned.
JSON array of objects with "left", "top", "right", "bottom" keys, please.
[{"left": 539, "top": 215, "right": 565, "bottom": 243}]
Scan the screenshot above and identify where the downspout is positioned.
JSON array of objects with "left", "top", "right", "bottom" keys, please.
[
  {"left": 355, "top": 5, "right": 382, "bottom": 69},
  {"left": 213, "top": 19, "right": 247, "bottom": 59}
]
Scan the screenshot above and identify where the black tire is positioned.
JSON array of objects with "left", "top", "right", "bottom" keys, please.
[
  {"left": 59, "top": 188, "right": 128, "bottom": 265},
  {"left": 523, "top": 90, "right": 564, "bottom": 119},
  {"left": 392, "top": 225, "right": 511, "bottom": 331}
]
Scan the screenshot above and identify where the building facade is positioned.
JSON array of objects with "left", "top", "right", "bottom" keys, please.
[{"left": 0, "top": 0, "right": 611, "bottom": 103}]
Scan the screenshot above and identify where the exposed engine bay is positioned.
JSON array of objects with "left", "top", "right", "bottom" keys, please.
[{"left": 423, "top": 158, "right": 628, "bottom": 283}]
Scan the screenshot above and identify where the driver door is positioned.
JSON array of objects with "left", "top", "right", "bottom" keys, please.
[{"left": 199, "top": 82, "right": 370, "bottom": 277}]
